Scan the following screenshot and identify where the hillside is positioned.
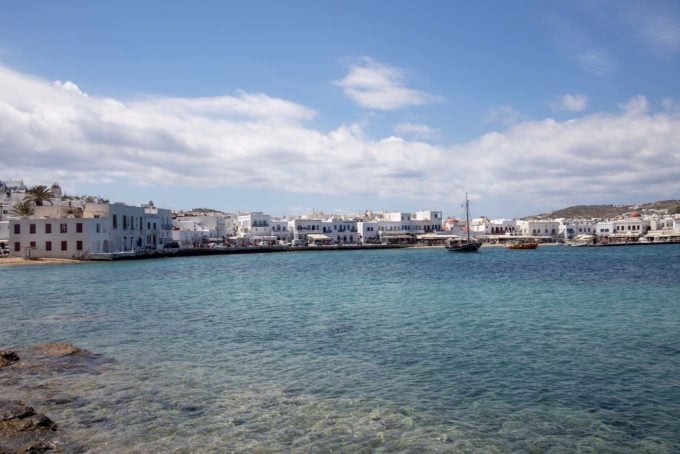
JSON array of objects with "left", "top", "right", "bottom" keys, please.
[{"left": 527, "top": 200, "right": 680, "bottom": 220}]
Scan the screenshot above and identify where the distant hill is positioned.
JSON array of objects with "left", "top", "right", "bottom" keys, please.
[{"left": 526, "top": 200, "right": 680, "bottom": 220}]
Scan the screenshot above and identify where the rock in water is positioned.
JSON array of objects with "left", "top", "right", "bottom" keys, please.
[
  {"left": 0, "top": 351, "right": 19, "bottom": 368},
  {"left": 0, "top": 400, "right": 59, "bottom": 453},
  {"left": 29, "top": 343, "right": 86, "bottom": 357}
]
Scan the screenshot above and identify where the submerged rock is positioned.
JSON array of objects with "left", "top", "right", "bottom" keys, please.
[
  {"left": 0, "top": 400, "right": 60, "bottom": 453},
  {"left": 0, "top": 351, "right": 20, "bottom": 369},
  {"left": 29, "top": 343, "right": 86, "bottom": 357}
]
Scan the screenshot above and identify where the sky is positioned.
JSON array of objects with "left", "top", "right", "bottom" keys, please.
[{"left": 1, "top": 0, "right": 679, "bottom": 218}]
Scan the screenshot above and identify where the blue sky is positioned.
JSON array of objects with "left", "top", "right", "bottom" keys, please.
[{"left": 1, "top": 0, "right": 679, "bottom": 218}]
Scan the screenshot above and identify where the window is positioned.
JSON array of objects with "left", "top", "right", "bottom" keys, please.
[
  {"left": 30, "top": 241, "right": 36, "bottom": 248},
  {"left": 30, "top": 224, "right": 36, "bottom": 234},
  {"left": 60, "top": 223, "right": 68, "bottom": 233},
  {"left": 123, "top": 215, "right": 127, "bottom": 230},
  {"left": 13, "top": 224, "right": 20, "bottom": 235},
  {"left": 46, "top": 241, "right": 52, "bottom": 251},
  {"left": 96, "top": 223, "right": 100, "bottom": 233},
  {"left": 76, "top": 241, "right": 83, "bottom": 251},
  {"left": 113, "top": 215, "right": 118, "bottom": 229},
  {"left": 61, "top": 241, "right": 68, "bottom": 251},
  {"left": 45, "top": 224, "right": 52, "bottom": 234},
  {"left": 14, "top": 242, "right": 20, "bottom": 252},
  {"left": 76, "top": 223, "right": 83, "bottom": 233}
]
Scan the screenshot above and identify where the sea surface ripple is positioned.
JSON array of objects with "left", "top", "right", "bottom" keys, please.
[{"left": 1, "top": 245, "right": 679, "bottom": 452}]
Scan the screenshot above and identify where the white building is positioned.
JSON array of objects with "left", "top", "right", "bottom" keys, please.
[
  {"left": 171, "top": 211, "right": 235, "bottom": 246},
  {"left": 471, "top": 217, "right": 516, "bottom": 235},
  {"left": 0, "top": 179, "right": 28, "bottom": 223},
  {"left": 321, "top": 218, "right": 358, "bottom": 244},
  {"left": 270, "top": 219, "right": 290, "bottom": 242},
  {"left": 355, "top": 210, "right": 444, "bottom": 244},
  {"left": 414, "top": 210, "right": 444, "bottom": 232},
  {"left": 558, "top": 219, "right": 597, "bottom": 240},
  {"left": 237, "top": 212, "right": 272, "bottom": 236},
  {"left": 9, "top": 203, "right": 172, "bottom": 258},
  {"left": 596, "top": 215, "right": 650, "bottom": 238},
  {"left": 289, "top": 218, "right": 323, "bottom": 245},
  {"left": 515, "top": 220, "right": 560, "bottom": 238},
  {"left": 171, "top": 227, "right": 210, "bottom": 248}
]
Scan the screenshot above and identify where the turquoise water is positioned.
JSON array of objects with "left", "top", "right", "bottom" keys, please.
[{"left": 1, "top": 245, "right": 679, "bottom": 452}]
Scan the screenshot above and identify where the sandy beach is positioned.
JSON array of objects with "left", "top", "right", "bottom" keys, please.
[{"left": 0, "top": 257, "right": 81, "bottom": 267}]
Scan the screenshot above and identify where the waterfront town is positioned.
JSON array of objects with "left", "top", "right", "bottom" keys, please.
[{"left": 1, "top": 178, "right": 679, "bottom": 260}]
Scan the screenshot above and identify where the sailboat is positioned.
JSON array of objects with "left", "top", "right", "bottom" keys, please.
[{"left": 446, "top": 193, "right": 481, "bottom": 253}]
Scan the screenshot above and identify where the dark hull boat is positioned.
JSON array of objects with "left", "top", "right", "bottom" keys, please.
[
  {"left": 446, "top": 192, "right": 481, "bottom": 253},
  {"left": 446, "top": 240, "right": 481, "bottom": 252}
]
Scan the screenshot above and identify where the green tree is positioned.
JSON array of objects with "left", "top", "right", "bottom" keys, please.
[
  {"left": 25, "top": 185, "right": 55, "bottom": 206},
  {"left": 9, "top": 200, "right": 35, "bottom": 218}
]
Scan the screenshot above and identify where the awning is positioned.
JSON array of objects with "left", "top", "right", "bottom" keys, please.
[
  {"left": 251, "top": 235, "right": 278, "bottom": 240},
  {"left": 308, "top": 234, "right": 331, "bottom": 241},
  {"left": 645, "top": 231, "right": 680, "bottom": 237},
  {"left": 379, "top": 234, "right": 413, "bottom": 240},
  {"left": 574, "top": 234, "right": 595, "bottom": 240},
  {"left": 417, "top": 234, "right": 459, "bottom": 240}
]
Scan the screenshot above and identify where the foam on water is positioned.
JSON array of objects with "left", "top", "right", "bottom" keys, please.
[{"left": 1, "top": 246, "right": 679, "bottom": 452}]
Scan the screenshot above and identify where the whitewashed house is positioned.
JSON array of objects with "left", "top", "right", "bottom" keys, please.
[
  {"left": 515, "top": 220, "right": 560, "bottom": 238},
  {"left": 321, "top": 218, "right": 358, "bottom": 244},
  {"left": 558, "top": 219, "right": 597, "bottom": 240},
  {"left": 355, "top": 210, "right": 443, "bottom": 244},
  {"left": 596, "top": 215, "right": 650, "bottom": 239},
  {"left": 270, "top": 219, "right": 291, "bottom": 242},
  {"left": 289, "top": 218, "right": 323, "bottom": 245},
  {"left": 471, "top": 217, "right": 516, "bottom": 235},
  {"left": 9, "top": 202, "right": 172, "bottom": 258}
]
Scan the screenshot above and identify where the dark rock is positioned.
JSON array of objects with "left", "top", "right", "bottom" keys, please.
[
  {"left": 0, "top": 402, "right": 34, "bottom": 422},
  {"left": 29, "top": 343, "right": 86, "bottom": 357},
  {"left": 15, "top": 414, "right": 57, "bottom": 432},
  {"left": 0, "top": 352, "right": 19, "bottom": 363},
  {"left": 18, "top": 439, "right": 56, "bottom": 453},
  {"left": 0, "top": 352, "right": 19, "bottom": 369},
  {"left": 0, "top": 400, "right": 59, "bottom": 453},
  {"left": 179, "top": 405, "right": 200, "bottom": 414}
]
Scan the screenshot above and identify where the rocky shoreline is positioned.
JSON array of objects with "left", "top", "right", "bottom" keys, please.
[{"left": 0, "top": 343, "right": 97, "bottom": 453}]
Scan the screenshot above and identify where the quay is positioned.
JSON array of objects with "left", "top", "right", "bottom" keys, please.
[{"left": 85, "top": 244, "right": 408, "bottom": 261}]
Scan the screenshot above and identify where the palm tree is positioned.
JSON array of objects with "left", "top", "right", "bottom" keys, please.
[
  {"left": 25, "top": 185, "right": 55, "bottom": 206},
  {"left": 10, "top": 200, "right": 35, "bottom": 218}
]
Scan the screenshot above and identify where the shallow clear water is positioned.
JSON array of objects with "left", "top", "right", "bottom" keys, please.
[{"left": 1, "top": 245, "right": 680, "bottom": 452}]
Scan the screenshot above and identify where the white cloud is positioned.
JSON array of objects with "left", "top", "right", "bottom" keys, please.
[
  {"left": 552, "top": 94, "right": 588, "bottom": 112},
  {"left": 0, "top": 65, "right": 678, "bottom": 208},
  {"left": 620, "top": 95, "right": 649, "bottom": 116},
  {"left": 484, "top": 106, "right": 527, "bottom": 126},
  {"left": 333, "top": 58, "right": 443, "bottom": 111},
  {"left": 54, "top": 80, "right": 88, "bottom": 97},
  {"left": 393, "top": 123, "right": 438, "bottom": 140}
]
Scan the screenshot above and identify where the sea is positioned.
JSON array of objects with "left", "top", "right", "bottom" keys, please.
[{"left": 1, "top": 245, "right": 679, "bottom": 452}]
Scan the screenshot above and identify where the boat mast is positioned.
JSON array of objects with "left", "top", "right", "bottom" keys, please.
[{"left": 465, "top": 192, "right": 471, "bottom": 243}]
